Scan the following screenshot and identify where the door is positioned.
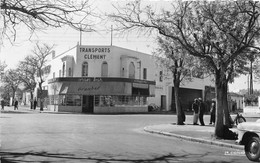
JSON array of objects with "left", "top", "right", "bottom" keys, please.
[
  {"left": 161, "top": 95, "right": 166, "bottom": 110},
  {"left": 82, "top": 95, "right": 94, "bottom": 113}
]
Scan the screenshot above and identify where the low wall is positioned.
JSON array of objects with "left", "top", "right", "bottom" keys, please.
[
  {"left": 48, "top": 105, "right": 82, "bottom": 113},
  {"left": 94, "top": 106, "right": 148, "bottom": 113},
  {"left": 243, "top": 106, "right": 260, "bottom": 113}
]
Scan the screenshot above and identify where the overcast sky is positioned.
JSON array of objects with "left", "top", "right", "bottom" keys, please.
[{"left": 0, "top": 0, "right": 259, "bottom": 92}]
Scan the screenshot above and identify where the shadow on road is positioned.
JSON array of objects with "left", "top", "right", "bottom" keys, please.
[{"left": 0, "top": 151, "right": 234, "bottom": 163}]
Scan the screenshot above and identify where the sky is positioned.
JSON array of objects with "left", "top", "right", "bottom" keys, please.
[{"left": 1, "top": 0, "right": 260, "bottom": 93}]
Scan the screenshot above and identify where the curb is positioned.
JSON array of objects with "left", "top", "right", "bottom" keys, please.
[{"left": 143, "top": 126, "right": 244, "bottom": 150}]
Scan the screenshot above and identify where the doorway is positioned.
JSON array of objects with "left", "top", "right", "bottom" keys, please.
[
  {"left": 161, "top": 95, "right": 166, "bottom": 110},
  {"left": 82, "top": 95, "right": 94, "bottom": 113}
]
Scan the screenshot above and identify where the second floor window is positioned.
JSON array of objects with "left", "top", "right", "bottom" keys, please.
[
  {"left": 68, "top": 68, "right": 72, "bottom": 77},
  {"left": 82, "top": 62, "right": 88, "bottom": 77},
  {"left": 159, "top": 71, "right": 163, "bottom": 82},
  {"left": 101, "top": 62, "right": 108, "bottom": 77},
  {"left": 143, "top": 68, "right": 147, "bottom": 80},
  {"left": 129, "top": 62, "right": 135, "bottom": 79},
  {"left": 62, "top": 62, "right": 65, "bottom": 77}
]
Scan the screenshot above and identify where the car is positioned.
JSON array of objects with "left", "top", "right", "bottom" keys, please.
[{"left": 237, "top": 120, "right": 260, "bottom": 162}]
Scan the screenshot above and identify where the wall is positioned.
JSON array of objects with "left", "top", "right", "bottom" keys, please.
[{"left": 48, "top": 105, "right": 82, "bottom": 113}]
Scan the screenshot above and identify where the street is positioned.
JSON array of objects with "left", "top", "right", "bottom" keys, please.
[{"left": 1, "top": 108, "right": 252, "bottom": 163}]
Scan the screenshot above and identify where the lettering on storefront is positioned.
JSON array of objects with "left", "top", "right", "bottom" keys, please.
[
  {"left": 80, "top": 47, "right": 110, "bottom": 53},
  {"left": 80, "top": 47, "right": 110, "bottom": 60},
  {"left": 78, "top": 86, "right": 101, "bottom": 92},
  {"left": 84, "top": 54, "right": 106, "bottom": 60},
  {"left": 79, "top": 78, "right": 103, "bottom": 82}
]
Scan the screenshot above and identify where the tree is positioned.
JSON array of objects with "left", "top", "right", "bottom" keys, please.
[
  {"left": 2, "top": 69, "right": 22, "bottom": 105},
  {"left": 29, "top": 42, "right": 54, "bottom": 111},
  {"left": 154, "top": 36, "right": 202, "bottom": 125},
  {"left": 109, "top": 0, "right": 260, "bottom": 138},
  {"left": 17, "top": 55, "right": 38, "bottom": 109},
  {"left": 1, "top": 0, "right": 95, "bottom": 42}
]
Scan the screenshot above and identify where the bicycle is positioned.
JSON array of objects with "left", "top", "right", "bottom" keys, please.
[{"left": 233, "top": 112, "right": 246, "bottom": 125}]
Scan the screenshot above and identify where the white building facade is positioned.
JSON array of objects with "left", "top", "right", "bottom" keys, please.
[{"left": 42, "top": 44, "right": 214, "bottom": 113}]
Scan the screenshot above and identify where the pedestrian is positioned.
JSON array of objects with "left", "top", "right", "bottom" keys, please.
[
  {"left": 209, "top": 100, "right": 216, "bottom": 125},
  {"left": 1, "top": 99, "right": 4, "bottom": 110},
  {"left": 14, "top": 100, "right": 18, "bottom": 110},
  {"left": 198, "top": 98, "right": 205, "bottom": 126},
  {"left": 34, "top": 99, "right": 37, "bottom": 110},
  {"left": 179, "top": 98, "right": 185, "bottom": 125},
  {"left": 192, "top": 98, "right": 199, "bottom": 125}
]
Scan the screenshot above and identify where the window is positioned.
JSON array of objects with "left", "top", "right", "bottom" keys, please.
[
  {"left": 129, "top": 62, "right": 135, "bottom": 79},
  {"left": 143, "top": 68, "right": 147, "bottom": 80},
  {"left": 82, "top": 62, "right": 88, "bottom": 77},
  {"left": 159, "top": 71, "right": 163, "bottom": 82},
  {"left": 62, "top": 62, "right": 65, "bottom": 77},
  {"left": 68, "top": 68, "right": 72, "bottom": 77},
  {"left": 101, "top": 61, "right": 108, "bottom": 77},
  {"left": 53, "top": 72, "right": 55, "bottom": 79}
]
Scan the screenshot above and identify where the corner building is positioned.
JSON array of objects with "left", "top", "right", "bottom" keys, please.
[{"left": 45, "top": 45, "right": 214, "bottom": 113}]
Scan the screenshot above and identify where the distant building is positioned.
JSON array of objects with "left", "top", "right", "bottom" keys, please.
[
  {"left": 36, "top": 44, "right": 214, "bottom": 113},
  {"left": 228, "top": 92, "right": 244, "bottom": 111}
]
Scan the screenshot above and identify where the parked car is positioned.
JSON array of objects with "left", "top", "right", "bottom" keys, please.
[{"left": 237, "top": 120, "right": 260, "bottom": 162}]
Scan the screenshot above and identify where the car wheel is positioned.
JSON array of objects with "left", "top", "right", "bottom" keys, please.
[{"left": 245, "top": 137, "right": 260, "bottom": 162}]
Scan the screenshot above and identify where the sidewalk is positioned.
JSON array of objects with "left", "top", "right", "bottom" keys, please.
[
  {"left": 144, "top": 123, "right": 244, "bottom": 150},
  {"left": 0, "top": 105, "right": 44, "bottom": 113}
]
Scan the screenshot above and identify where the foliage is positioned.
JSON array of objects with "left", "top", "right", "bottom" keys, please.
[
  {"left": 1, "top": 69, "right": 22, "bottom": 102},
  {"left": 17, "top": 55, "right": 37, "bottom": 92},
  {"left": 1, "top": 0, "right": 95, "bottom": 42},
  {"left": 154, "top": 36, "right": 203, "bottom": 83}
]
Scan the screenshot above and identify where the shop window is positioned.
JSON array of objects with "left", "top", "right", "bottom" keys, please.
[
  {"left": 50, "top": 95, "right": 81, "bottom": 106},
  {"left": 143, "top": 68, "right": 147, "bottom": 80},
  {"left": 129, "top": 62, "right": 135, "bottom": 79},
  {"left": 101, "top": 61, "right": 108, "bottom": 77},
  {"left": 94, "top": 95, "right": 147, "bottom": 107},
  {"left": 82, "top": 62, "right": 88, "bottom": 77}
]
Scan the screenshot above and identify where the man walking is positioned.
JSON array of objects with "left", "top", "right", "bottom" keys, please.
[
  {"left": 192, "top": 98, "right": 199, "bottom": 125},
  {"left": 198, "top": 98, "right": 205, "bottom": 126},
  {"left": 14, "top": 99, "right": 18, "bottom": 110},
  {"left": 1, "top": 99, "right": 4, "bottom": 110},
  {"left": 209, "top": 99, "right": 216, "bottom": 125}
]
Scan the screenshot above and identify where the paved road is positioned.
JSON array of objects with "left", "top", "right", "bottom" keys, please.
[{"left": 1, "top": 111, "right": 251, "bottom": 163}]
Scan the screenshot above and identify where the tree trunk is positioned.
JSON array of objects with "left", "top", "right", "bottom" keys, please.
[
  {"left": 30, "top": 92, "right": 33, "bottom": 109},
  {"left": 223, "top": 84, "right": 231, "bottom": 128},
  {"left": 214, "top": 69, "right": 230, "bottom": 138},
  {"left": 12, "top": 89, "right": 16, "bottom": 106},
  {"left": 39, "top": 82, "right": 44, "bottom": 111},
  {"left": 174, "top": 80, "right": 184, "bottom": 125}
]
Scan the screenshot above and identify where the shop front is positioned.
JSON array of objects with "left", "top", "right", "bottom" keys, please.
[{"left": 47, "top": 77, "right": 155, "bottom": 113}]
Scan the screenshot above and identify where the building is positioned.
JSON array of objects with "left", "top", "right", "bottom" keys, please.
[
  {"left": 228, "top": 92, "right": 244, "bottom": 112},
  {"left": 39, "top": 44, "right": 214, "bottom": 113}
]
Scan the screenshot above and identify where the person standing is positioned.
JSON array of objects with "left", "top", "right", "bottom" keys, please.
[
  {"left": 192, "top": 98, "right": 199, "bottom": 125},
  {"left": 34, "top": 99, "right": 37, "bottom": 110},
  {"left": 198, "top": 98, "right": 205, "bottom": 126},
  {"left": 209, "top": 100, "right": 216, "bottom": 125},
  {"left": 14, "top": 100, "right": 18, "bottom": 110},
  {"left": 1, "top": 99, "right": 4, "bottom": 110}
]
